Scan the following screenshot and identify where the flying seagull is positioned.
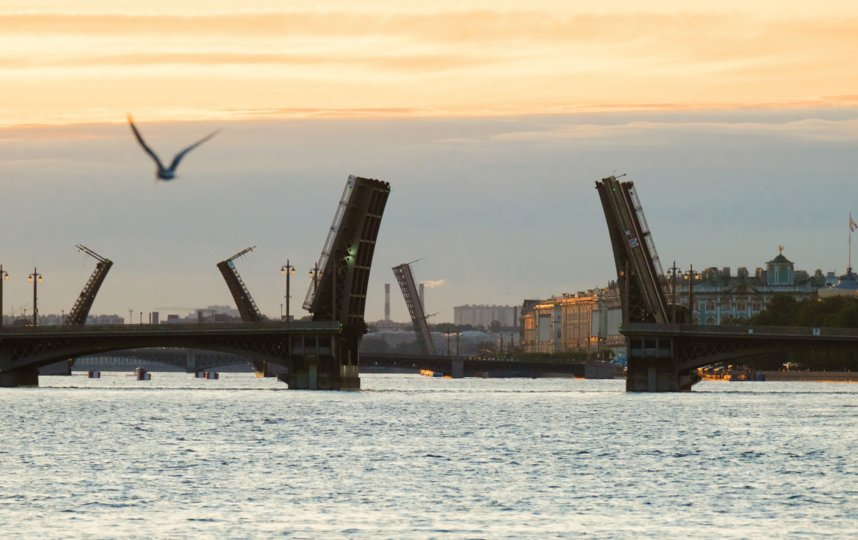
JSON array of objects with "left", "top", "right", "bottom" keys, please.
[{"left": 127, "top": 114, "right": 219, "bottom": 181}]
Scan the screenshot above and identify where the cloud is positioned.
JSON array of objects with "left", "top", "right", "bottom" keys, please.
[
  {"left": 1, "top": 9, "right": 858, "bottom": 124},
  {"left": 420, "top": 279, "right": 447, "bottom": 289},
  {"left": 491, "top": 115, "right": 858, "bottom": 144}
]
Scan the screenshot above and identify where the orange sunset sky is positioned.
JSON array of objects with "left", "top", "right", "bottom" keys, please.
[{"left": 2, "top": 0, "right": 857, "bottom": 126}]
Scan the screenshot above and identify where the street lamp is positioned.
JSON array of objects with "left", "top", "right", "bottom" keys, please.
[
  {"left": 0, "top": 265, "right": 9, "bottom": 327},
  {"left": 280, "top": 259, "right": 296, "bottom": 321},
  {"left": 27, "top": 267, "right": 43, "bottom": 327},
  {"left": 684, "top": 264, "right": 702, "bottom": 324},
  {"left": 308, "top": 262, "right": 320, "bottom": 294}
]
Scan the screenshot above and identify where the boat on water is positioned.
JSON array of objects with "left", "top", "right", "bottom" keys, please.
[{"left": 699, "top": 365, "right": 765, "bottom": 382}]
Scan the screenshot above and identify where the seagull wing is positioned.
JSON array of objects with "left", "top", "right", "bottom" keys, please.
[
  {"left": 168, "top": 129, "right": 220, "bottom": 172},
  {"left": 128, "top": 115, "right": 167, "bottom": 171}
]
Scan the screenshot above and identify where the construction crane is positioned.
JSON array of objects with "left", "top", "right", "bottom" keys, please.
[
  {"left": 392, "top": 260, "right": 437, "bottom": 355},
  {"left": 65, "top": 244, "right": 113, "bottom": 326},
  {"left": 216, "top": 246, "right": 265, "bottom": 322}
]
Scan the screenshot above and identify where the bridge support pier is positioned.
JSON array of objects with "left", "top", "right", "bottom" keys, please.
[
  {"left": 451, "top": 357, "right": 464, "bottom": 379},
  {"left": 626, "top": 358, "right": 681, "bottom": 392},
  {"left": 626, "top": 336, "right": 699, "bottom": 392},
  {"left": 0, "top": 367, "right": 40, "bottom": 388},
  {"left": 287, "top": 353, "right": 360, "bottom": 390}
]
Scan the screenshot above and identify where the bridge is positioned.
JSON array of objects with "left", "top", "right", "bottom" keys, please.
[
  {"left": 0, "top": 321, "right": 339, "bottom": 386},
  {"left": 1, "top": 175, "right": 391, "bottom": 389},
  {"left": 596, "top": 175, "right": 858, "bottom": 392}
]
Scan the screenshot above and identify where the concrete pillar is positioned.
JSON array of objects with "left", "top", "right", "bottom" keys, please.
[
  {"left": 451, "top": 357, "right": 464, "bottom": 379},
  {"left": 308, "top": 356, "right": 318, "bottom": 390},
  {"left": 0, "top": 367, "right": 40, "bottom": 387}
]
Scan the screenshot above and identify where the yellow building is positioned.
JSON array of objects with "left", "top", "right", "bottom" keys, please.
[{"left": 521, "top": 286, "right": 622, "bottom": 355}]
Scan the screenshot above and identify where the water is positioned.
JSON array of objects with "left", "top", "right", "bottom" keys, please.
[{"left": 1, "top": 374, "right": 856, "bottom": 538}]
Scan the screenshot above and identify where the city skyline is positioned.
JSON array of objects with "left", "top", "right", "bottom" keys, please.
[{"left": 2, "top": 2, "right": 858, "bottom": 322}]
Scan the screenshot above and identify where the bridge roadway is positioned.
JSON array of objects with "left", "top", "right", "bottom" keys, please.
[
  {"left": 0, "top": 321, "right": 341, "bottom": 387},
  {"left": 623, "top": 322, "right": 858, "bottom": 373}
]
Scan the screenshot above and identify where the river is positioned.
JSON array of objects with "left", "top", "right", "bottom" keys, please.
[{"left": 1, "top": 373, "right": 855, "bottom": 538}]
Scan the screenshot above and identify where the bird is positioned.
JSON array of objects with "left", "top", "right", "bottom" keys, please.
[{"left": 127, "top": 114, "right": 219, "bottom": 181}]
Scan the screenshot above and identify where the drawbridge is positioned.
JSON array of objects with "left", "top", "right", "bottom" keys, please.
[
  {"left": 300, "top": 175, "right": 390, "bottom": 389},
  {"left": 595, "top": 176, "right": 669, "bottom": 326},
  {"left": 217, "top": 246, "right": 265, "bottom": 323},
  {"left": 392, "top": 261, "right": 436, "bottom": 355}
]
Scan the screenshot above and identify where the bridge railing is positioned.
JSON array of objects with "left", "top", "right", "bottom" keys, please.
[
  {"left": 623, "top": 322, "right": 858, "bottom": 338},
  {"left": 0, "top": 320, "right": 342, "bottom": 336}
]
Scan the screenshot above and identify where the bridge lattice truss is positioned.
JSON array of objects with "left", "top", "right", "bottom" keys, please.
[
  {"left": 624, "top": 324, "right": 858, "bottom": 371},
  {"left": 0, "top": 323, "right": 341, "bottom": 374},
  {"left": 65, "top": 245, "right": 113, "bottom": 326},
  {"left": 392, "top": 262, "right": 436, "bottom": 355},
  {"left": 217, "top": 246, "right": 265, "bottom": 322}
]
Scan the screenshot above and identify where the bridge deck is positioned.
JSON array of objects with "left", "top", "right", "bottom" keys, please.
[
  {"left": 0, "top": 321, "right": 340, "bottom": 338},
  {"left": 624, "top": 323, "right": 858, "bottom": 341}
]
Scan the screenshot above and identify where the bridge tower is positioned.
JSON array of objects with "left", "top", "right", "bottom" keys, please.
[
  {"left": 596, "top": 176, "right": 696, "bottom": 391},
  {"left": 392, "top": 261, "right": 437, "bottom": 356},
  {"left": 296, "top": 175, "right": 391, "bottom": 389},
  {"left": 217, "top": 246, "right": 266, "bottom": 323}
]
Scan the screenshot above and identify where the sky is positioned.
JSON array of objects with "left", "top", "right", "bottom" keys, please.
[{"left": 1, "top": 1, "right": 858, "bottom": 323}]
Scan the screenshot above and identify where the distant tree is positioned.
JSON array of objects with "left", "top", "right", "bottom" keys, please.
[
  {"left": 432, "top": 322, "right": 459, "bottom": 334},
  {"left": 748, "top": 294, "right": 799, "bottom": 326},
  {"left": 489, "top": 320, "right": 503, "bottom": 333}
]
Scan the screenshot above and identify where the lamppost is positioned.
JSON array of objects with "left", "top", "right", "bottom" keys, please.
[
  {"left": 27, "top": 267, "right": 42, "bottom": 327},
  {"left": 280, "top": 259, "right": 296, "bottom": 321},
  {"left": 0, "top": 265, "right": 9, "bottom": 327},
  {"left": 666, "top": 261, "right": 679, "bottom": 323},
  {"left": 684, "top": 264, "right": 701, "bottom": 324},
  {"left": 308, "top": 262, "right": 320, "bottom": 294}
]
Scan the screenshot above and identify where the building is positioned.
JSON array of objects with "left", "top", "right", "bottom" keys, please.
[
  {"left": 454, "top": 304, "right": 517, "bottom": 328},
  {"left": 520, "top": 286, "right": 623, "bottom": 356},
  {"left": 519, "top": 248, "right": 830, "bottom": 357},
  {"left": 818, "top": 269, "right": 858, "bottom": 299},
  {"left": 671, "top": 248, "right": 823, "bottom": 325}
]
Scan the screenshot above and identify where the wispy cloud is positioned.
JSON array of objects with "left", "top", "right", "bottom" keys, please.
[
  {"left": 492, "top": 115, "right": 858, "bottom": 143},
  {"left": 421, "top": 279, "right": 447, "bottom": 289},
  {"left": 1, "top": 8, "right": 857, "bottom": 124}
]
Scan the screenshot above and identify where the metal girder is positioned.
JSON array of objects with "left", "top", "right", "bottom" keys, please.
[
  {"left": 217, "top": 246, "right": 265, "bottom": 322},
  {"left": 0, "top": 322, "right": 341, "bottom": 375},
  {"left": 65, "top": 245, "right": 113, "bottom": 326},
  {"left": 392, "top": 262, "right": 436, "bottom": 355}
]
